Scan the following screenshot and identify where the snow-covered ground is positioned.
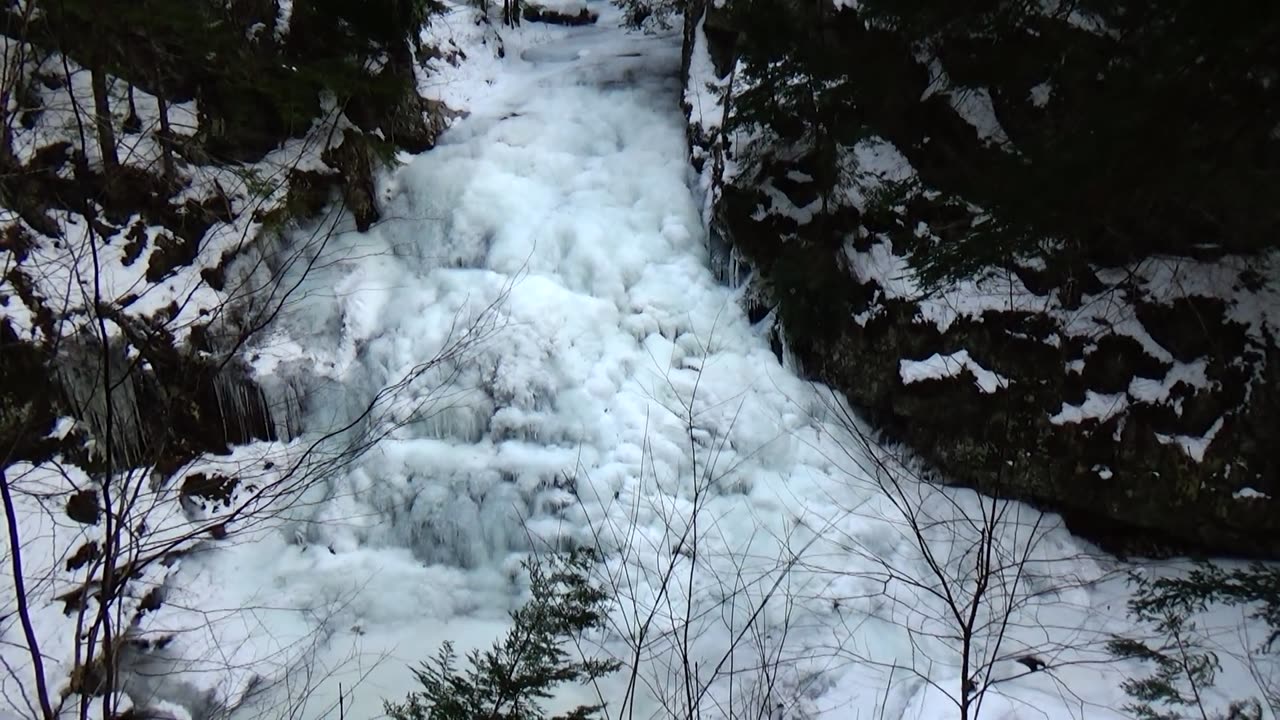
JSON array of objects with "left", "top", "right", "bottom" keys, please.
[{"left": 5, "top": 4, "right": 1270, "bottom": 720}]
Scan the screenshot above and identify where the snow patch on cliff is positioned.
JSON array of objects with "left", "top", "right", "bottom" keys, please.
[{"left": 900, "top": 349, "right": 1010, "bottom": 393}]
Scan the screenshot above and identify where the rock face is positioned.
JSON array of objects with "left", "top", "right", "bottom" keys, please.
[
  {"left": 522, "top": 1, "right": 598, "bottom": 26},
  {"left": 683, "top": 5, "right": 1280, "bottom": 558},
  {"left": 1, "top": 0, "right": 458, "bottom": 474}
]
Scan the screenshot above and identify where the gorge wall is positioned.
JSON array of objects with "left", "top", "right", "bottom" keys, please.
[{"left": 680, "top": 0, "right": 1280, "bottom": 558}]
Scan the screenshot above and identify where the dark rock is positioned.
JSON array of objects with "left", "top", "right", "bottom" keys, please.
[
  {"left": 1136, "top": 296, "right": 1244, "bottom": 364},
  {"left": 121, "top": 220, "right": 149, "bottom": 267},
  {"left": 346, "top": 50, "right": 456, "bottom": 155},
  {"left": 180, "top": 473, "right": 238, "bottom": 509},
  {"left": 1081, "top": 336, "right": 1168, "bottom": 394},
  {"left": 146, "top": 232, "right": 199, "bottom": 283},
  {"left": 66, "top": 490, "right": 100, "bottom": 525},
  {"left": 684, "top": 7, "right": 1280, "bottom": 558},
  {"left": 322, "top": 129, "right": 381, "bottom": 232},
  {"left": 65, "top": 541, "right": 101, "bottom": 572},
  {"left": 522, "top": 3, "right": 598, "bottom": 25}
]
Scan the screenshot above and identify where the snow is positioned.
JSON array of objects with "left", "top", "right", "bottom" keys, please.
[
  {"left": 948, "top": 86, "right": 1010, "bottom": 146},
  {"left": 899, "top": 349, "right": 1009, "bottom": 393},
  {"left": 1234, "top": 487, "right": 1270, "bottom": 500},
  {"left": 1050, "top": 391, "right": 1128, "bottom": 425},
  {"left": 527, "top": 0, "right": 590, "bottom": 16},
  {"left": 847, "top": 237, "right": 919, "bottom": 304},
  {"left": 841, "top": 136, "right": 916, "bottom": 210},
  {"left": 1112, "top": 253, "right": 1280, "bottom": 346},
  {"left": 684, "top": 16, "right": 729, "bottom": 131},
  {"left": 1029, "top": 81, "right": 1053, "bottom": 107},
  {"left": 1156, "top": 416, "right": 1225, "bottom": 462},
  {"left": 47, "top": 417, "right": 77, "bottom": 439},
  {"left": 920, "top": 54, "right": 1012, "bottom": 150},
  {"left": 275, "top": 0, "right": 293, "bottom": 39},
  {"left": 184, "top": 9, "right": 1146, "bottom": 719},
  {"left": 1128, "top": 359, "right": 1213, "bottom": 411},
  {"left": 1064, "top": 7, "right": 1116, "bottom": 38},
  {"left": 760, "top": 178, "right": 822, "bottom": 224},
  {"left": 845, "top": 230, "right": 1280, "bottom": 459},
  {"left": 0, "top": 456, "right": 283, "bottom": 717},
  {"left": 2, "top": 5, "right": 1271, "bottom": 720},
  {"left": 0, "top": 41, "right": 338, "bottom": 345}
]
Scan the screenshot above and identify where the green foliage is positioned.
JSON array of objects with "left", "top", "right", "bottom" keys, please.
[
  {"left": 1110, "top": 564, "right": 1279, "bottom": 720},
  {"left": 232, "top": 167, "right": 279, "bottom": 202},
  {"left": 909, "top": 211, "right": 1044, "bottom": 288},
  {"left": 1128, "top": 564, "right": 1280, "bottom": 643},
  {"left": 385, "top": 548, "right": 621, "bottom": 720},
  {"left": 726, "top": 0, "right": 859, "bottom": 140}
]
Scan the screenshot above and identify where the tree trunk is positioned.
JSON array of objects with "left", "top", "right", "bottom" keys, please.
[
  {"left": 154, "top": 74, "right": 176, "bottom": 182},
  {"left": 123, "top": 84, "right": 141, "bottom": 134},
  {"left": 90, "top": 66, "right": 119, "bottom": 172}
]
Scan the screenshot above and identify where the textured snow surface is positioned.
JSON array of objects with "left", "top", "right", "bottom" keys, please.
[
  {"left": 209, "top": 9, "right": 1269, "bottom": 720},
  {"left": 4, "top": 6, "right": 1268, "bottom": 720}
]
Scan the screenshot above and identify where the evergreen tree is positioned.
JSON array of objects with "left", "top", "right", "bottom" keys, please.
[
  {"left": 385, "top": 548, "right": 621, "bottom": 720},
  {"left": 1109, "top": 563, "right": 1279, "bottom": 720}
]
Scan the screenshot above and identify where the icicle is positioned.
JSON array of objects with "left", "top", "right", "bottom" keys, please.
[
  {"left": 54, "top": 338, "right": 146, "bottom": 466},
  {"left": 256, "top": 374, "right": 301, "bottom": 442},
  {"left": 775, "top": 323, "right": 802, "bottom": 377},
  {"left": 235, "top": 380, "right": 250, "bottom": 442},
  {"left": 213, "top": 372, "right": 228, "bottom": 445}
]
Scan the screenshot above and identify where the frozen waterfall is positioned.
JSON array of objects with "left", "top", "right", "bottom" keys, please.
[{"left": 132, "top": 4, "right": 1165, "bottom": 720}]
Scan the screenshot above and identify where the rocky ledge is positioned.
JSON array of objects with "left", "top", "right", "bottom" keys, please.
[{"left": 681, "top": 2, "right": 1280, "bottom": 558}]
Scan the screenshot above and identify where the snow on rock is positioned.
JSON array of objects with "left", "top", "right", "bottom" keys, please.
[
  {"left": 1050, "top": 391, "right": 1128, "bottom": 425},
  {"left": 843, "top": 223, "right": 1280, "bottom": 464},
  {"left": 1127, "top": 359, "right": 1213, "bottom": 408},
  {"left": 841, "top": 136, "right": 916, "bottom": 210},
  {"left": 1156, "top": 416, "right": 1225, "bottom": 462},
  {"left": 1029, "top": 81, "right": 1053, "bottom": 107},
  {"left": 1110, "top": 253, "right": 1280, "bottom": 346},
  {"left": 948, "top": 86, "right": 1010, "bottom": 146},
  {"left": 685, "top": 16, "right": 730, "bottom": 131},
  {"left": 919, "top": 53, "right": 1012, "bottom": 150},
  {"left": 522, "top": 0, "right": 594, "bottom": 23},
  {"left": 0, "top": 42, "right": 339, "bottom": 345},
  {"left": 759, "top": 177, "right": 822, "bottom": 225},
  {"left": 1064, "top": 6, "right": 1117, "bottom": 38},
  {"left": 0, "top": 455, "right": 268, "bottom": 717},
  {"left": 1234, "top": 487, "right": 1270, "bottom": 500},
  {"left": 846, "top": 238, "right": 919, "bottom": 308},
  {"left": 899, "top": 349, "right": 1009, "bottom": 393},
  {"left": 275, "top": 0, "right": 293, "bottom": 39}
]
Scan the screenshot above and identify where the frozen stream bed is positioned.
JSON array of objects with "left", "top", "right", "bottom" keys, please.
[{"left": 119, "top": 4, "right": 1225, "bottom": 720}]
